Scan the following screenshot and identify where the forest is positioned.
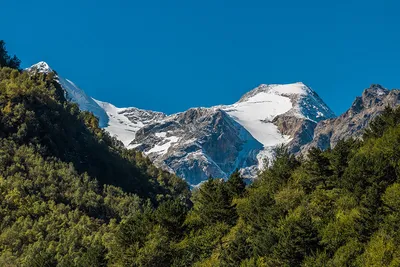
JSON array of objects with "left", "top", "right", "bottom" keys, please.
[{"left": 0, "top": 41, "right": 400, "bottom": 266}]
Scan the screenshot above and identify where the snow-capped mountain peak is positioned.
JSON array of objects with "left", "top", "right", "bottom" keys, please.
[
  {"left": 238, "top": 82, "right": 309, "bottom": 102},
  {"left": 221, "top": 82, "right": 334, "bottom": 145},
  {"left": 26, "top": 61, "right": 53, "bottom": 73},
  {"left": 239, "top": 82, "right": 335, "bottom": 122}
]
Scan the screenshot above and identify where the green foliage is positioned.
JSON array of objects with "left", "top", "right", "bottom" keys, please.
[{"left": 186, "top": 178, "right": 237, "bottom": 227}]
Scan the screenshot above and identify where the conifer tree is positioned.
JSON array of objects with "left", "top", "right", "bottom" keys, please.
[{"left": 226, "top": 169, "right": 246, "bottom": 197}]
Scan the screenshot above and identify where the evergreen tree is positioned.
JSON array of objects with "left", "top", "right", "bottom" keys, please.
[
  {"left": 226, "top": 169, "right": 246, "bottom": 197},
  {"left": 187, "top": 178, "right": 236, "bottom": 227}
]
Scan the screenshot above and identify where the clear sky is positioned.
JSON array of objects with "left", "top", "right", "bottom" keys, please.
[{"left": 3, "top": 0, "right": 400, "bottom": 115}]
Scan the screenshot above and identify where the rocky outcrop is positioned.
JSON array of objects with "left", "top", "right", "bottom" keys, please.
[
  {"left": 119, "top": 107, "right": 166, "bottom": 126},
  {"left": 272, "top": 115, "right": 317, "bottom": 153},
  {"left": 302, "top": 85, "right": 400, "bottom": 153}
]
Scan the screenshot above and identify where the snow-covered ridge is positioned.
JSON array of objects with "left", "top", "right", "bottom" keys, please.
[{"left": 238, "top": 82, "right": 310, "bottom": 101}]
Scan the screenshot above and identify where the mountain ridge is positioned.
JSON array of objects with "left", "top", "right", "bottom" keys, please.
[{"left": 27, "top": 61, "right": 397, "bottom": 186}]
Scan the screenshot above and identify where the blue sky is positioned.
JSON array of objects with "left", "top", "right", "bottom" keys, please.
[{"left": 3, "top": 0, "right": 400, "bottom": 115}]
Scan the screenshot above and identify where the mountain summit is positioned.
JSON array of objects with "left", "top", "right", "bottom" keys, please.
[
  {"left": 26, "top": 61, "right": 53, "bottom": 73},
  {"left": 222, "top": 82, "right": 335, "bottom": 146}
]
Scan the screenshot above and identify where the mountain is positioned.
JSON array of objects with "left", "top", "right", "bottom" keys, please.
[
  {"left": 28, "top": 62, "right": 399, "bottom": 187},
  {"left": 221, "top": 83, "right": 335, "bottom": 156},
  {"left": 6, "top": 60, "right": 400, "bottom": 267},
  {"left": 75, "top": 77, "right": 336, "bottom": 185}
]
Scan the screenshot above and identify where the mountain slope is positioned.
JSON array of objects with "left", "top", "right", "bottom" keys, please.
[
  {"left": 25, "top": 62, "right": 187, "bottom": 196},
  {"left": 0, "top": 57, "right": 189, "bottom": 266}
]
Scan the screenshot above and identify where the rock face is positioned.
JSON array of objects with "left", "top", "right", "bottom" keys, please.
[
  {"left": 131, "top": 108, "right": 262, "bottom": 185},
  {"left": 301, "top": 85, "right": 400, "bottom": 153},
  {"left": 272, "top": 115, "right": 317, "bottom": 153},
  {"left": 28, "top": 62, "right": 400, "bottom": 186}
]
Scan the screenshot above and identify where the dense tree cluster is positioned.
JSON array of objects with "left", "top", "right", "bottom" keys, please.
[{"left": 1, "top": 40, "right": 400, "bottom": 266}]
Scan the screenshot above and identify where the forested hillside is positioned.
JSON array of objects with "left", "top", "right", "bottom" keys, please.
[
  {"left": 1, "top": 41, "right": 400, "bottom": 266},
  {"left": 0, "top": 41, "right": 190, "bottom": 266}
]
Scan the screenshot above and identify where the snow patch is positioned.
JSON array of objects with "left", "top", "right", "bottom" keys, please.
[
  {"left": 223, "top": 93, "right": 292, "bottom": 146},
  {"left": 155, "top": 132, "right": 167, "bottom": 138},
  {"left": 146, "top": 136, "right": 180, "bottom": 155},
  {"left": 377, "top": 88, "right": 386, "bottom": 96}
]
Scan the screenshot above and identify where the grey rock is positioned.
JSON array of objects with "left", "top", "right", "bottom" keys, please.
[
  {"left": 301, "top": 85, "right": 400, "bottom": 153},
  {"left": 131, "top": 108, "right": 263, "bottom": 185}
]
